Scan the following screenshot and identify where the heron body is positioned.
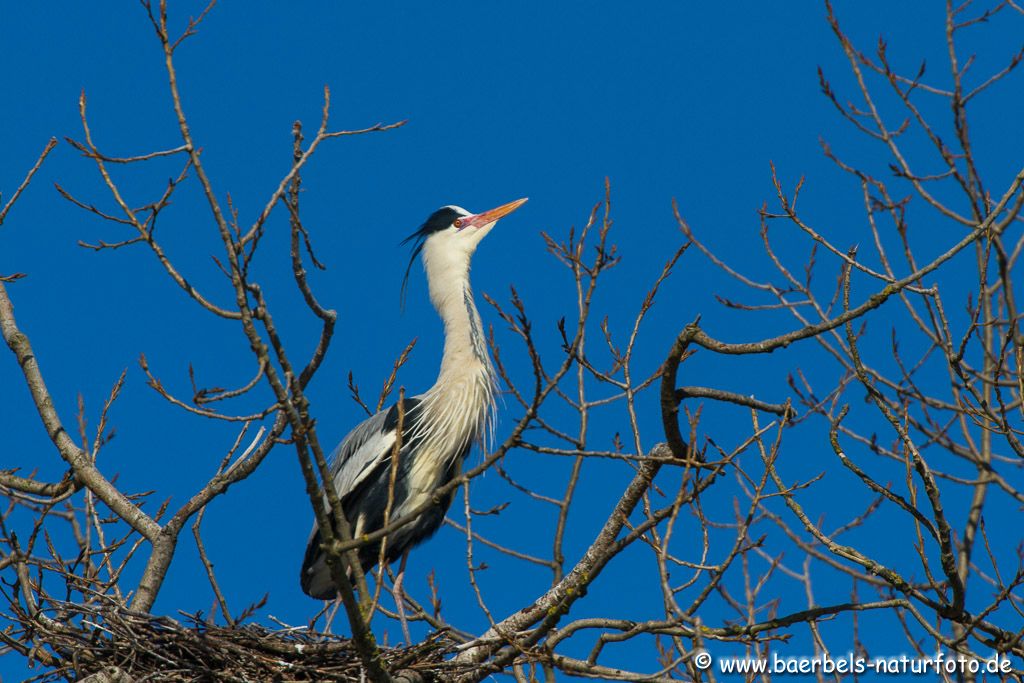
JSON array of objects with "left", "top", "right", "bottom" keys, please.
[{"left": 301, "top": 199, "right": 526, "bottom": 599}]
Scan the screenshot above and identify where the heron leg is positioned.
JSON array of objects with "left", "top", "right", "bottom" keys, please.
[
  {"left": 323, "top": 596, "right": 343, "bottom": 634},
  {"left": 393, "top": 550, "right": 412, "bottom": 644}
]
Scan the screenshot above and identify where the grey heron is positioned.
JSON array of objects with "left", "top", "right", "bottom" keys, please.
[{"left": 300, "top": 197, "right": 528, "bottom": 599}]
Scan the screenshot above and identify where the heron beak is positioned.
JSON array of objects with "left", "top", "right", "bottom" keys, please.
[{"left": 465, "top": 197, "right": 528, "bottom": 229}]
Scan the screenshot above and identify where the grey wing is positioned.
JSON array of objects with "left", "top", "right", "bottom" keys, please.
[
  {"left": 300, "top": 409, "right": 397, "bottom": 599},
  {"left": 301, "top": 399, "right": 419, "bottom": 598},
  {"left": 327, "top": 409, "right": 398, "bottom": 501}
]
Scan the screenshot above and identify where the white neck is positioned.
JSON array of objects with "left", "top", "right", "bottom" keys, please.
[{"left": 414, "top": 241, "right": 496, "bottom": 451}]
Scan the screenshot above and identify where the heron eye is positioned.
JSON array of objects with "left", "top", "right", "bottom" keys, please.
[{"left": 454, "top": 218, "right": 463, "bottom": 229}]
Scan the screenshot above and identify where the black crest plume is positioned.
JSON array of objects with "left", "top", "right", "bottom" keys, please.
[{"left": 400, "top": 206, "right": 465, "bottom": 308}]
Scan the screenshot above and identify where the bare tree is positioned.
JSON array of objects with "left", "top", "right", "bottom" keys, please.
[{"left": 2, "top": 1, "right": 1023, "bottom": 681}]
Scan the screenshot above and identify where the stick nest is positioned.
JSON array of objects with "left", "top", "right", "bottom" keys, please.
[{"left": 13, "top": 600, "right": 462, "bottom": 682}]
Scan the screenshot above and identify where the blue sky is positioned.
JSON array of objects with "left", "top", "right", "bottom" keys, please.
[{"left": 3, "top": 2, "right": 1023, "bottom": 678}]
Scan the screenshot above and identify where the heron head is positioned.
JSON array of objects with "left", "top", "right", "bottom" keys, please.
[{"left": 401, "top": 198, "right": 527, "bottom": 304}]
